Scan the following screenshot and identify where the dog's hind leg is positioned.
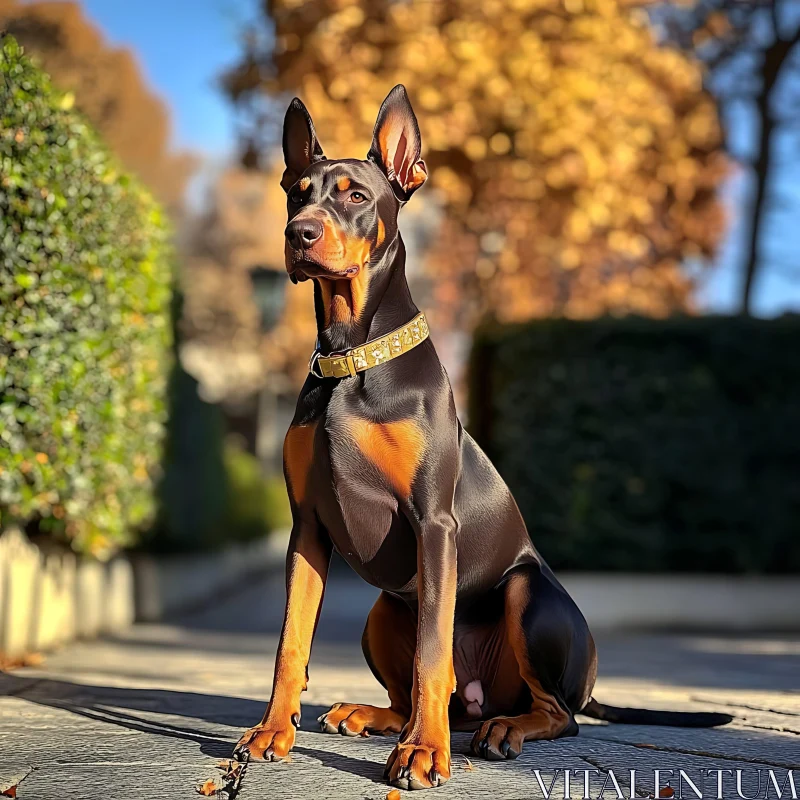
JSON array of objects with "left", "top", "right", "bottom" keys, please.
[
  {"left": 318, "top": 591, "right": 413, "bottom": 736},
  {"left": 471, "top": 564, "right": 597, "bottom": 760}
]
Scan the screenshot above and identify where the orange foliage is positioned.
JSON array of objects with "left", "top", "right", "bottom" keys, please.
[
  {"left": 226, "top": 0, "right": 726, "bottom": 324},
  {"left": 0, "top": 0, "right": 195, "bottom": 214},
  {"left": 179, "top": 166, "right": 317, "bottom": 399}
]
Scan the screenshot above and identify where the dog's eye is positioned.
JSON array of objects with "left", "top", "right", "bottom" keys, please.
[
  {"left": 349, "top": 191, "right": 366, "bottom": 204},
  {"left": 290, "top": 193, "right": 304, "bottom": 205}
]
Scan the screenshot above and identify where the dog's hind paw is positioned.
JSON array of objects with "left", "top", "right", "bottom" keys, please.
[
  {"left": 317, "top": 703, "right": 405, "bottom": 736},
  {"left": 471, "top": 718, "right": 524, "bottom": 761}
]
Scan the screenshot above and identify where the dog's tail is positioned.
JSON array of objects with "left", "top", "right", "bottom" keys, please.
[{"left": 579, "top": 698, "right": 732, "bottom": 728}]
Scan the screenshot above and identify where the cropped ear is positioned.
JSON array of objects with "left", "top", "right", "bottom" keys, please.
[
  {"left": 281, "top": 98, "right": 326, "bottom": 192},
  {"left": 367, "top": 85, "right": 428, "bottom": 202}
]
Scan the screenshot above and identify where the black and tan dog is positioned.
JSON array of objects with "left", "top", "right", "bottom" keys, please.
[{"left": 233, "top": 86, "right": 731, "bottom": 790}]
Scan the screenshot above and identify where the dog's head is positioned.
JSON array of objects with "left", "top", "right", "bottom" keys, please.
[{"left": 281, "top": 85, "right": 427, "bottom": 325}]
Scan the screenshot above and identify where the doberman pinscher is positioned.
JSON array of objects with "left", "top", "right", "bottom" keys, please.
[{"left": 233, "top": 86, "right": 731, "bottom": 791}]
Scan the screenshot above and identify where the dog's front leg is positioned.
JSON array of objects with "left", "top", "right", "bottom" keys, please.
[
  {"left": 234, "top": 518, "right": 332, "bottom": 762},
  {"left": 386, "top": 511, "right": 457, "bottom": 790}
]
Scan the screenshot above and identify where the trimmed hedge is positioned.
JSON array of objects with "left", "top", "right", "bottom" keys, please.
[
  {"left": 469, "top": 316, "right": 800, "bottom": 573},
  {"left": 148, "top": 292, "right": 291, "bottom": 553},
  {"left": 150, "top": 305, "right": 228, "bottom": 553},
  {"left": 0, "top": 36, "right": 173, "bottom": 556}
]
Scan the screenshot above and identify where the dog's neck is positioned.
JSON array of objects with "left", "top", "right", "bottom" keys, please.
[{"left": 313, "top": 235, "right": 419, "bottom": 355}]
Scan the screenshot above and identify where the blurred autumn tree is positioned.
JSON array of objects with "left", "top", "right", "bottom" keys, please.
[
  {"left": 179, "top": 165, "right": 317, "bottom": 401},
  {"left": 0, "top": 1, "right": 275, "bottom": 401},
  {"left": 0, "top": 0, "right": 195, "bottom": 214},
  {"left": 223, "top": 0, "right": 726, "bottom": 325},
  {"left": 657, "top": 0, "right": 800, "bottom": 313}
]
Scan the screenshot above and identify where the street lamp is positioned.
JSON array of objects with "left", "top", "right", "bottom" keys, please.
[
  {"left": 248, "top": 266, "right": 288, "bottom": 468},
  {"left": 249, "top": 266, "right": 288, "bottom": 333}
]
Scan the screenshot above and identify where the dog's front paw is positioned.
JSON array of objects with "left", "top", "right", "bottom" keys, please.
[
  {"left": 233, "top": 718, "right": 297, "bottom": 763},
  {"left": 385, "top": 740, "right": 451, "bottom": 790}
]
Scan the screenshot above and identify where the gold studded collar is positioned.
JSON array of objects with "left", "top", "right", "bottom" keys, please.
[{"left": 308, "top": 312, "right": 430, "bottom": 379}]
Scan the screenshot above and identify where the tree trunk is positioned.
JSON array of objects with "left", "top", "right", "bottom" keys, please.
[
  {"left": 741, "top": 21, "right": 800, "bottom": 314},
  {"left": 741, "top": 98, "right": 774, "bottom": 315}
]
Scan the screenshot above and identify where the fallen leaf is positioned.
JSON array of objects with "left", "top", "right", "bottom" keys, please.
[
  {"left": 387, "top": 791, "right": 401, "bottom": 800},
  {"left": 659, "top": 787, "right": 675, "bottom": 798},
  {"left": 202, "top": 756, "right": 247, "bottom": 798},
  {"left": 0, "top": 652, "right": 44, "bottom": 671},
  {"left": 215, "top": 761, "right": 242, "bottom": 780},
  {"left": 1, "top": 767, "right": 32, "bottom": 797},
  {"left": 196, "top": 778, "right": 221, "bottom": 796},
  {"left": 461, "top": 755, "right": 475, "bottom": 772}
]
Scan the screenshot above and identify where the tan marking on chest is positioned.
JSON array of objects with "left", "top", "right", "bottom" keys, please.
[
  {"left": 347, "top": 419, "right": 425, "bottom": 497},
  {"left": 284, "top": 422, "right": 317, "bottom": 503}
]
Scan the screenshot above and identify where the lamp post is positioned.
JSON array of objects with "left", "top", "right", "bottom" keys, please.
[
  {"left": 249, "top": 266, "right": 288, "bottom": 333},
  {"left": 248, "top": 266, "right": 288, "bottom": 468}
]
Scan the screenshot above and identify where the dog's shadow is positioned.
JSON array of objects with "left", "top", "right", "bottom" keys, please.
[{"left": 0, "top": 672, "right": 405, "bottom": 784}]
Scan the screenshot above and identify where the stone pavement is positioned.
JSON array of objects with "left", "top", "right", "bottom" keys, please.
[{"left": 1, "top": 568, "right": 798, "bottom": 800}]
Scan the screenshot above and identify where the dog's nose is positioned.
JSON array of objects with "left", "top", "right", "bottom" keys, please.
[{"left": 285, "top": 218, "right": 323, "bottom": 249}]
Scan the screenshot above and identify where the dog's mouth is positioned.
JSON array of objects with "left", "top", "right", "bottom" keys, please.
[
  {"left": 290, "top": 259, "right": 360, "bottom": 283},
  {"left": 288, "top": 255, "right": 361, "bottom": 285}
]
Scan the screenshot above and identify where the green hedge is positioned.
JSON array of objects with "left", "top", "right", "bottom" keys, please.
[
  {"left": 469, "top": 316, "right": 800, "bottom": 573},
  {"left": 149, "top": 295, "right": 291, "bottom": 553},
  {"left": 0, "top": 36, "right": 173, "bottom": 556}
]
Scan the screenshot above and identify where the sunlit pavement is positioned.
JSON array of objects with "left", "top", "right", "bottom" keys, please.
[{"left": 2, "top": 567, "right": 798, "bottom": 800}]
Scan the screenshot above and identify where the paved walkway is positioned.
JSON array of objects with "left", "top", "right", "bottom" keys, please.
[{"left": 2, "top": 568, "right": 799, "bottom": 799}]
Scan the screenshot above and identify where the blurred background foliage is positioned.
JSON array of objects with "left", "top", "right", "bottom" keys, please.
[
  {"left": 225, "top": 0, "right": 727, "bottom": 327},
  {"left": 2, "top": 0, "right": 799, "bottom": 571},
  {"left": 1, "top": 37, "right": 288, "bottom": 555},
  {"left": 150, "top": 292, "right": 291, "bottom": 554},
  {"left": 654, "top": 0, "right": 800, "bottom": 314},
  {"left": 0, "top": 0, "right": 196, "bottom": 217},
  {"left": 0, "top": 35, "right": 172, "bottom": 556},
  {"left": 470, "top": 315, "right": 800, "bottom": 573}
]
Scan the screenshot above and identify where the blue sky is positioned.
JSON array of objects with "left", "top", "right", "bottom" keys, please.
[
  {"left": 61, "top": 0, "right": 260, "bottom": 156},
  {"left": 41, "top": 1, "right": 800, "bottom": 316}
]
